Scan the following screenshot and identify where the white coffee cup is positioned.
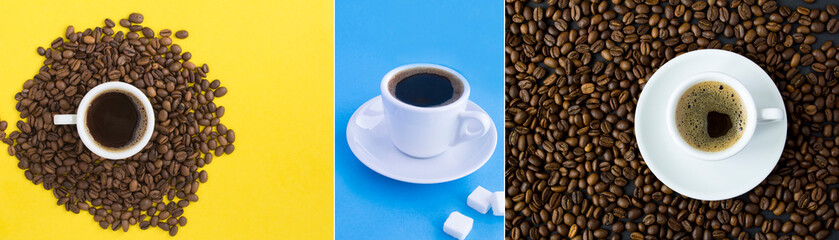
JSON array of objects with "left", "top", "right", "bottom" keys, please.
[
  {"left": 380, "top": 63, "right": 492, "bottom": 158},
  {"left": 53, "top": 82, "right": 155, "bottom": 160},
  {"left": 666, "top": 71, "right": 784, "bottom": 160}
]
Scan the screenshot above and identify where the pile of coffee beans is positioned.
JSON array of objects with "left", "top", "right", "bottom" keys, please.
[
  {"left": 2, "top": 13, "right": 234, "bottom": 236},
  {"left": 506, "top": 0, "right": 839, "bottom": 239}
]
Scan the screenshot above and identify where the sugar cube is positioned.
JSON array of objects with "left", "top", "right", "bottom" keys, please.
[
  {"left": 443, "top": 211, "right": 473, "bottom": 240},
  {"left": 467, "top": 186, "right": 492, "bottom": 214},
  {"left": 491, "top": 191, "right": 505, "bottom": 216}
]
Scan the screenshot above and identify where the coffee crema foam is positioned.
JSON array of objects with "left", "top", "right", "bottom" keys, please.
[
  {"left": 675, "top": 81, "right": 747, "bottom": 152},
  {"left": 388, "top": 67, "right": 464, "bottom": 107},
  {"left": 85, "top": 90, "right": 148, "bottom": 153}
]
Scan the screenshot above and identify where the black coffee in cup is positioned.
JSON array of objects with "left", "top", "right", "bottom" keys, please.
[
  {"left": 86, "top": 91, "right": 147, "bottom": 149},
  {"left": 675, "top": 81, "right": 747, "bottom": 152},
  {"left": 389, "top": 67, "right": 464, "bottom": 107}
]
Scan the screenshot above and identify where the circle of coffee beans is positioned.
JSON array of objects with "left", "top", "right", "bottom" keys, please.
[
  {"left": 507, "top": 0, "right": 839, "bottom": 239},
  {"left": 1, "top": 13, "right": 234, "bottom": 236}
]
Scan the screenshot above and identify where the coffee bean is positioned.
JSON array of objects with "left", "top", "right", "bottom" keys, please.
[
  {"left": 199, "top": 170, "right": 208, "bottom": 183},
  {"left": 184, "top": 193, "right": 198, "bottom": 202},
  {"left": 119, "top": 19, "right": 131, "bottom": 27},
  {"left": 170, "top": 44, "right": 182, "bottom": 54},
  {"left": 581, "top": 83, "right": 595, "bottom": 94},
  {"left": 83, "top": 36, "right": 95, "bottom": 44},
  {"left": 224, "top": 144, "right": 235, "bottom": 154},
  {"left": 169, "top": 225, "right": 178, "bottom": 236},
  {"left": 175, "top": 30, "right": 188, "bottom": 39},
  {"left": 159, "top": 222, "right": 170, "bottom": 231},
  {"left": 128, "top": 13, "right": 143, "bottom": 23},
  {"left": 121, "top": 220, "right": 129, "bottom": 232},
  {"left": 65, "top": 25, "right": 74, "bottom": 39},
  {"left": 142, "top": 27, "right": 154, "bottom": 38},
  {"left": 140, "top": 199, "right": 152, "bottom": 211},
  {"left": 138, "top": 220, "right": 151, "bottom": 230},
  {"left": 129, "top": 179, "right": 140, "bottom": 192},
  {"left": 214, "top": 87, "right": 227, "bottom": 97},
  {"left": 184, "top": 61, "right": 197, "bottom": 71},
  {"left": 172, "top": 208, "right": 184, "bottom": 218},
  {"left": 828, "top": 19, "right": 839, "bottom": 33},
  {"left": 227, "top": 130, "right": 235, "bottom": 143}
]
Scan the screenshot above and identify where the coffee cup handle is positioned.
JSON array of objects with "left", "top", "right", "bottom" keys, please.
[
  {"left": 54, "top": 114, "right": 78, "bottom": 125},
  {"left": 453, "top": 111, "right": 492, "bottom": 146},
  {"left": 758, "top": 108, "right": 784, "bottom": 122}
]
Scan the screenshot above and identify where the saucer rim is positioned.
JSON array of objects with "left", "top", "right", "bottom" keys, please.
[
  {"left": 636, "top": 49, "right": 787, "bottom": 200},
  {"left": 346, "top": 96, "right": 498, "bottom": 184}
]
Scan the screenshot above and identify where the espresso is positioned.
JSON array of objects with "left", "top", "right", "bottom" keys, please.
[
  {"left": 675, "top": 81, "right": 746, "bottom": 152},
  {"left": 389, "top": 68, "right": 463, "bottom": 107},
  {"left": 86, "top": 91, "right": 145, "bottom": 149}
]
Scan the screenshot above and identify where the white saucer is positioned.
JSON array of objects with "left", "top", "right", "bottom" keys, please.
[
  {"left": 636, "top": 49, "right": 787, "bottom": 200},
  {"left": 347, "top": 96, "right": 497, "bottom": 184}
]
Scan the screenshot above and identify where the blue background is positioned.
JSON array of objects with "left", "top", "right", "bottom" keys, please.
[{"left": 335, "top": 1, "right": 503, "bottom": 239}]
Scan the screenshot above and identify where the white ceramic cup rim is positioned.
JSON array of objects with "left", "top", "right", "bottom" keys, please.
[
  {"left": 380, "top": 63, "right": 471, "bottom": 113},
  {"left": 68, "top": 82, "right": 155, "bottom": 160},
  {"left": 665, "top": 71, "right": 757, "bottom": 161}
]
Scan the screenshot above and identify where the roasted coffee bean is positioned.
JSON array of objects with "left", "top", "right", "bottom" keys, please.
[
  {"left": 6, "top": 13, "right": 235, "bottom": 236},
  {"left": 167, "top": 217, "right": 179, "bottom": 227},
  {"left": 83, "top": 35, "right": 95, "bottom": 44},
  {"left": 214, "top": 87, "right": 227, "bottom": 97},
  {"left": 169, "top": 225, "right": 178, "bottom": 236},
  {"left": 159, "top": 222, "right": 170, "bottom": 231},
  {"left": 175, "top": 30, "right": 188, "bottom": 39},
  {"left": 103, "top": 18, "right": 115, "bottom": 28},
  {"left": 199, "top": 170, "right": 208, "bottom": 183},
  {"left": 128, "top": 13, "right": 143, "bottom": 23},
  {"left": 828, "top": 19, "right": 839, "bottom": 33},
  {"left": 142, "top": 27, "right": 154, "bottom": 38},
  {"left": 227, "top": 130, "right": 236, "bottom": 143},
  {"left": 65, "top": 25, "right": 74, "bottom": 39}
]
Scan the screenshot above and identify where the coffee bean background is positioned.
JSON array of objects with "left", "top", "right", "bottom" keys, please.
[
  {"left": 506, "top": 0, "right": 839, "bottom": 239},
  {"left": 0, "top": 1, "right": 333, "bottom": 239}
]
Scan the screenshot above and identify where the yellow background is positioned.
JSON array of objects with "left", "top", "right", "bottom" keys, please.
[{"left": 0, "top": 0, "right": 334, "bottom": 239}]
